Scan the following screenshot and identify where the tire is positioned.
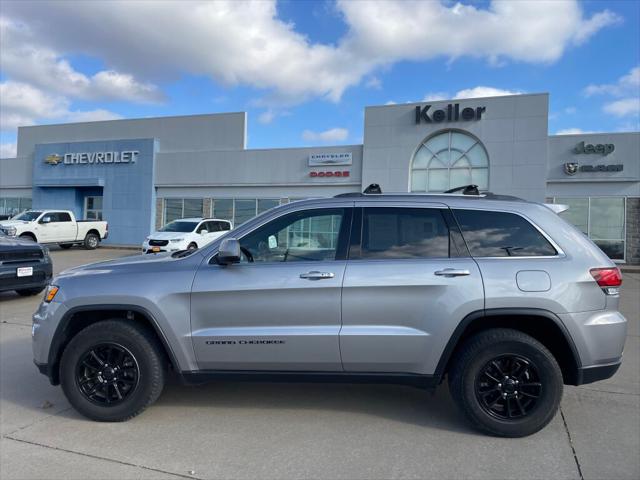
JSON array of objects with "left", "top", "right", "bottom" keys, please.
[
  {"left": 448, "top": 328, "right": 563, "bottom": 437},
  {"left": 19, "top": 233, "right": 36, "bottom": 242},
  {"left": 187, "top": 242, "right": 198, "bottom": 250},
  {"left": 16, "top": 287, "right": 45, "bottom": 296},
  {"left": 59, "top": 243, "right": 73, "bottom": 249},
  {"left": 59, "top": 320, "right": 166, "bottom": 422},
  {"left": 84, "top": 233, "right": 99, "bottom": 250}
]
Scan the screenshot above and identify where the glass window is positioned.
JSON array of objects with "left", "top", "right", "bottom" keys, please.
[
  {"left": 359, "top": 207, "right": 452, "bottom": 259},
  {"left": 234, "top": 199, "right": 257, "bottom": 226},
  {"left": 411, "top": 130, "right": 489, "bottom": 192},
  {"left": 164, "top": 199, "right": 183, "bottom": 224},
  {"left": 455, "top": 210, "right": 557, "bottom": 257},
  {"left": 240, "top": 208, "right": 345, "bottom": 263},
  {"left": 160, "top": 221, "right": 198, "bottom": 233},
  {"left": 556, "top": 198, "right": 589, "bottom": 234},
  {"left": 183, "top": 199, "right": 203, "bottom": 218},
  {"left": 554, "top": 197, "right": 625, "bottom": 261},
  {"left": 590, "top": 198, "right": 625, "bottom": 241},
  {"left": 213, "top": 199, "right": 233, "bottom": 222},
  {"left": 50, "top": 212, "right": 72, "bottom": 222},
  {"left": 258, "top": 199, "right": 280, "bottom": 214}
]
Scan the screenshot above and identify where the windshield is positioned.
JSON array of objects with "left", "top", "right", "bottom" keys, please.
[
  {"left": 159, "top": 221, "right": 198, "bottom": 233},
  {"left": 12, "top": 211, "right": 43, "bottom": 221}
]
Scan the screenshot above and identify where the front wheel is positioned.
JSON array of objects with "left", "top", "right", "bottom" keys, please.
[
  {"left": 84, "top": 233, "right": 99, "bottom": 249},
  {"left": 448, "top": 328, "right": 563, "bottom": 437},
  {"left": 59, "top": 320, "right": 166, "bottom": 421},
  {"left": 187, "top": 242, "right": 198, "bottom": 250}
]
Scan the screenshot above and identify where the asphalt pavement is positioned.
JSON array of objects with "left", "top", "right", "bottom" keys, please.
[{"left": 1, "top": 247, "right": 638, "bottom": 480}]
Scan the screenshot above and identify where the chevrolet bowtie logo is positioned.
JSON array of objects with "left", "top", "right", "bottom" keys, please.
[{"left": 45, "top": 154, "right": 62, "bottom": 165}]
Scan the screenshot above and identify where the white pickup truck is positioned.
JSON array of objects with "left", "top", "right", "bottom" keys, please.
[{"left": 0, "top": 210, "right": 108, "bottom": 249}]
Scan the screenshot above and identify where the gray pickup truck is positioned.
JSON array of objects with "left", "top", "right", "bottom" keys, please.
[{"left": 32, "top": 188, "right": 626, "bottom": 436}]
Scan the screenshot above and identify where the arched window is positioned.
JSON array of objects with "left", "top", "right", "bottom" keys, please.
[{"left": 410, "top": 130, "right": 489, "bottom": 192}]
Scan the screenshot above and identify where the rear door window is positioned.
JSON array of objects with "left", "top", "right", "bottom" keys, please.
[
  {"left": 453, "top": 209, "right": 557, "bottom": 257},
  {"left": 355, "top": 207, "right": 455, "bottom": 259}
]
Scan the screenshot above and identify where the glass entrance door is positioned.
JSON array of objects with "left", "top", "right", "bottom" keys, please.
[{"left": 84, "top": 196, "right": 103, "bottom": 220}]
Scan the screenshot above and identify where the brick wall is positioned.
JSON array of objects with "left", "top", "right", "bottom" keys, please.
[
  {"left": 155, "top": 197, "right": 164, "bottom": 230},
  {"left": 626, "top": 197, "right": 640, "bottom": 265}
]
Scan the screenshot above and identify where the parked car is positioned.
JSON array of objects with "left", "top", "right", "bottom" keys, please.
[
  {"left": 32, "top": 186, "right": 626, "bottom": 437},
  {"left": 142, "top": 218, "right": 232, "bottom": 253},
  {"left": 0, "top": 231, "right": 52, "bottom": 296},
  {"left": 0, "top": 210, "right": 108, "bottom": 250}
]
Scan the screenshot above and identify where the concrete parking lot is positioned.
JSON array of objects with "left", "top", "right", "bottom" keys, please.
[{"left": 1, "top": 247, "right": 638, "bottom": 480}]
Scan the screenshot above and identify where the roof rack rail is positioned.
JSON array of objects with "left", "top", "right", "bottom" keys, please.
[
  {"left": 444, "top": 184, "right": 480, "bottom": 195},
  {"left": 334, "top": 183, "right": 382, "bottom": 198}
]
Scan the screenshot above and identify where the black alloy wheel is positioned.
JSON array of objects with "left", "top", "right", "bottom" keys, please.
[
  {"left": 75, "top": 343, "right": 140, "bottom": 406},
  {"left": 475, "top": 354, "right": 542, "bottom": 420}
]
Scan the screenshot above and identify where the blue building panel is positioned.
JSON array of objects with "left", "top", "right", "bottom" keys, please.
[{"left": 32, "top": 139, "right": 156, "bottom": 245}]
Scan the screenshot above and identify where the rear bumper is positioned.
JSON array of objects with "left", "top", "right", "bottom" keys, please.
[
  {"left": 576, "top": 361, "right": 621, "bottom": 385},
  {"left": 0, "top": 262, "right": 52, "bottom": 292}
]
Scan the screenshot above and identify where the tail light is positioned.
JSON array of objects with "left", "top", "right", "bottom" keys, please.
[{"left": 590, "top": 267, "right": 622, "bottom": 295}]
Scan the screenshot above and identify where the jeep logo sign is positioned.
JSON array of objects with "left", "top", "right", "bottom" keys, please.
[
  {"left": 415, "top": 104, "right": 486, "bottom": 124},
  {"left": 573, "top": 141, "right": 615, "bottom": 156}
]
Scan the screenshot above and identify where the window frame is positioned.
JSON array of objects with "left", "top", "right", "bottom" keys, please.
[
  {"left": 348, "top": 205, "right": 467, "bottom": 261},
  {"left": 208, "top": 205, "right": 354, "bottom": 265},
  {"left": 451, "top": 208, "right": 565, "bottom": 259}
]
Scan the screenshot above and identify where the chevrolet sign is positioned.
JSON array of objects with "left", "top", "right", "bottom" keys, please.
[{"left": 44, "top": 150, "right": 139, "bottom": 165}]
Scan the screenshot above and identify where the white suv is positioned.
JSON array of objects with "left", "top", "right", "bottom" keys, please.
[{"left": 142, "top": 218, "right": 231, "bottom": 253}]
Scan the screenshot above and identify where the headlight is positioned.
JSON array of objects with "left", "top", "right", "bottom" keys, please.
[
  {"left": 170, "top": 238, "right": 184, "bottom": 242},
  {"left": 44, "top": 285, "right": 59, "bottom": 303},
  {"left": 4, "top": 227, "right": 17, "bottom": 236},
  {"left": 42, "top": 246, "right": 50, "bottom": 259}
]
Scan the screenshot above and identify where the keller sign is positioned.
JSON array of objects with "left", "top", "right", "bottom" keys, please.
[{"left": 415, "top": 103, "right": 486, "bottom": 124}]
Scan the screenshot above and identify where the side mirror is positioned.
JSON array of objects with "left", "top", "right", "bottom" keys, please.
[
  {"left": 217, "top": 238, "right": 241, "bottom": 265},
  {"left": 200, "top": 229, "right": 208, "bottom": 235},
  {"left": 40, "top": 216, "right": 51, "bottom": 224}
]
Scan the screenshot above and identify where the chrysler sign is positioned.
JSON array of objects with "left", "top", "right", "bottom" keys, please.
[
  {"left": 308, "top": 152, "right": 352, "bottom": 166},
  {"left": 45, "top": 150, "right": 139, "bottom": 165}
]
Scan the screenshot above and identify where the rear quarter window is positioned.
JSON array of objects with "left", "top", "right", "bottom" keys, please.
[{"left": 453, "top": 209, "right": 557, "bottom": 257}]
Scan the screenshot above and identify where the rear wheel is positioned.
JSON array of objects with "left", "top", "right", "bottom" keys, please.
[
  {"left": 59, "top": 243, "right": 73, "bottom": 249},
  {"left": 448, "top": 328, "right": 563, "bottom": 437},
  {"left": 16, "top": 287, "right": 45, "bottom": 296},
  {"left": 84, "top": 233, "right": 99, "bottom": 249},
  {"left": 60, "top": 320, "right": 166, "bottom": 421}
]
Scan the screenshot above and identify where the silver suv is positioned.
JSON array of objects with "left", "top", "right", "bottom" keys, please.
[{"left": 32, "top": 188, "right": 627, "bottom": 437}]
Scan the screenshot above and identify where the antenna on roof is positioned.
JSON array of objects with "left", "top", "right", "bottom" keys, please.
[
  {"left": 444, "top": 184, "right": 480, "bottom": 196},
  {"left": 363, "top": 183, "right": 382, "bottom": 194}
]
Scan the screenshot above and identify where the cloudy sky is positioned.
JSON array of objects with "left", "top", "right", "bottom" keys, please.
[{"left": 0, "top": 0, "right": 638, "bottom": 158}]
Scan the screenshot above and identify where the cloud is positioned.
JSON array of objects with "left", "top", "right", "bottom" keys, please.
[
  {"left": 603, "top": 98, "right": 640, "bottom": 117},
  {"left": 555, "top": 128, "right": 598, "bottom": 135},
  {"left": 423, "top": 92, "right": 449, "bottom": 102},
  {"left": 0, "top": 142, "right": 17, "bottom": 158},
  {"left": 258, "top": 110, "right": 276, "bottom": 125},
  {"left": 365, "top": 76, "right": 382, "bottom": 90},
  {"left": 423, "top": 86, "right": 522, "bottom": 103},
  {"left": 0, "top": 81, "right": 121, "bottom": 131},
  {"left": 0, "top": 18, "right": 164, "bottom": 104},
  {"left": 584, "top": 66, "right": 640, "bottom": 97},
  {"left": 1, "top": 0, "right": 620, "bottom": 106},
  {"left": 453, "top": 86, "right": 523, "bottom": 99},
  {"left": 302, "top": 128, "right": 349, "bottom": 143}
]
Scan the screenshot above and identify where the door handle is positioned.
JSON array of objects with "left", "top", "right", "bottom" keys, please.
[
  {"left": 434, "top": 268, "right": 471, "bottom": 277},
  {"left": 299, "top": 271, "right": 335, "bottom": 280}
]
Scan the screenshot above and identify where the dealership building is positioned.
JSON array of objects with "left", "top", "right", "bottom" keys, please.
[{"left": 1, "top": 93, "right": 638, "bottom": 263}]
